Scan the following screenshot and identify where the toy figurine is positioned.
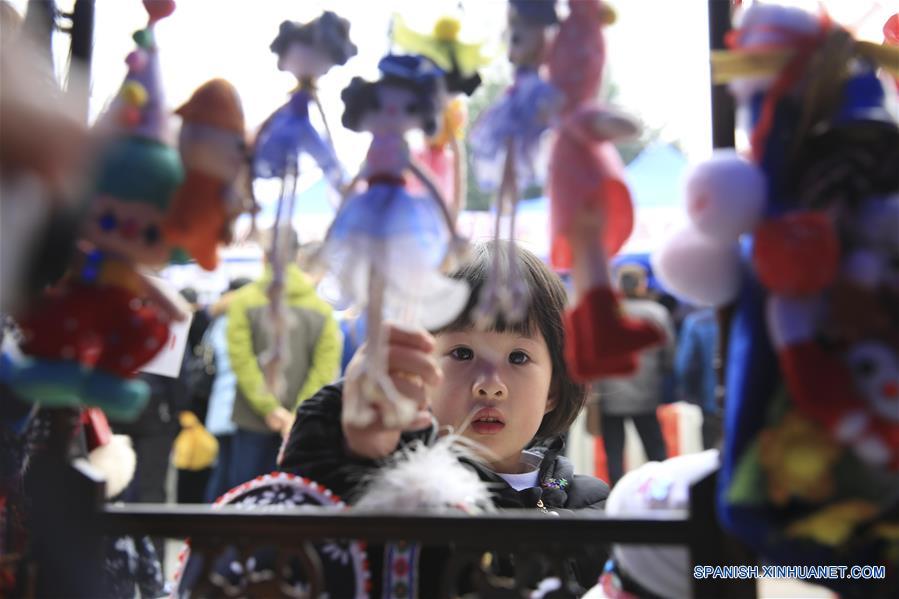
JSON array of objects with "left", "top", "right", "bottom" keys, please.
[
  {"left": 319, "top": 54, "right": 469, "bottom": 428},
  {"left": 468, "top": 0, "right": 561, "bottom": 325},
  {"left": 655, "top": 4, "right": 899, "bottom": 595},
  {"left": 392, "top": 13, "right": 491, "bottom": 219},
  {"left": 252, "top": 11, "right": 356, "bottom": 187},
  {"left": 162, "top": 79, "right": 251, "bottom": 270},
  {"left": 547, "top": 0, "right": 663, "bottom": 381},
  {"left": 2, "top": 0, "right": 187, "bottom": 421}
]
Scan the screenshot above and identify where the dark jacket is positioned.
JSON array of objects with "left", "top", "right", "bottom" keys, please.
[{"left": 279, "top": 382, "right": 610, "bottom": 595}]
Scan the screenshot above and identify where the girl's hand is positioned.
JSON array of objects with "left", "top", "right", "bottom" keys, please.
[{"left": 341, "top": 324, "right": 443, "bottom": 460}]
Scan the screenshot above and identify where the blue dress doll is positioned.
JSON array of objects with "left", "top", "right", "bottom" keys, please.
[
  {"left": 467, "top": 0, "right": 561, "bottom": 325},
  {"left": 320, "top": 55, "right": 469, "bottom": 429},
  {"left": 252, "top": 12, "right": 356, "bottom": 186}
]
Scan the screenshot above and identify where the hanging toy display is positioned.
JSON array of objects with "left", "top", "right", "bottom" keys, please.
[
  {"left": 1, "top": 0, "right": 187, "bottom": 421},
  {"left": 319, "top": 54, "right": 469, "bottom": 429},
  {"left": 162, "top": 79, "right": 251, "bottom": 270},
  {"left": 392, "top": 13, "right": 492, "bottom": 219},
  {"left": 252, "top": 11, "right": 356, "bottom": 188},
  {"left": 467, "top": 0, "right": 562, "bottom": 326},
  {"left": 547, "top": 0, "right": 664, "bottom": 382},
  {"left": 654, "top": 3, "right": 899, "bottom": 594}
]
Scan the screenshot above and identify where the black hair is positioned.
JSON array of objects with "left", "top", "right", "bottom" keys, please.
[
  {"left": 340, "top": 74, "right": 441, "bottom": 136},
  {"left": 436, "top": 241, "right": 585, "bottom": 441},
  {"left": 270, "top": 11, "right": 357, "bottom": 66}
]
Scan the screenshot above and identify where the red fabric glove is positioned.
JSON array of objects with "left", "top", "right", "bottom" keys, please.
[{"left": 563, "top": 286, "right": 664, "bottom": 382}]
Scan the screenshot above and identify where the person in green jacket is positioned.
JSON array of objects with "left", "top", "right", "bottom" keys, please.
[{"left": 226, "top": 230, "right": 341, "bottom": 487}]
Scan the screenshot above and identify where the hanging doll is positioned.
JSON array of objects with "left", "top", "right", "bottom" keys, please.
[
  {"left": 162, "top": 79, "right": 251, "bottom": 271},
  {"left": 2, "top": 0, "right": 187, "bottom": 421},
  {"left": 252, "top": 11, "right": 356, "bottom": 187},
  {"left": 656, "top": 4, "right": 899, "bottom": 595},
  {"left": 392, "top": 13, "right": 492, "bottom": 220},
  {"left": 319, "top": 54, "right": 469, "bottom": 429},
  {"left": 467, "top": 0, "right": 562, "bottom": 325},
  {"left": 547, "top": 0, "right": 663, "bottom": 381},
  {"left": 250, "top": 11, "right": 356, "bottom": 402}
]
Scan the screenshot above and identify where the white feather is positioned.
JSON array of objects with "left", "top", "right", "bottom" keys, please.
[{"left": 353, "top": 434, "right": 495, "bottom": 513}]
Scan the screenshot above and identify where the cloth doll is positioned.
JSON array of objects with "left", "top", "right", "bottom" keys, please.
[
  {"left": 162, "top": 79, "right": 250, "bottom": 271},
  {"left": 467, "top": 0, "right": 562, "bottom": 325},
  {"left": 546, "top": 0, "right": 663, "bottom": 382},
  {"left": 680, "top": 4, "right": 899, "bottom": 595},
  {"left": 318, "top": 54, "right": 469, "bottom": 429},
  {"left": 2, "top": 0, "right": 188, "bottom": 421},
  {"left": 392, "top": 14, "right": 491, "bottom": 219},
  {"left": 252, "top": 11, "right": 356, "bottom": 187}
]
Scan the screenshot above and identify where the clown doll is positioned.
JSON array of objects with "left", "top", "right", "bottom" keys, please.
[
  {"left": 467, "top": 0, "right": 562, "bottom": 326},
  {"left": 2, "top": 0, "right": 187, "bottom": 421},
  {"left": 319, "top": 54, "right": 469, "bottom": 429},
  {"left": 651, "top": 4, "right": 899, "bottom": 594}
]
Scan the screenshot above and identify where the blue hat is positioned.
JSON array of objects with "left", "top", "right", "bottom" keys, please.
[
  {"left": 510, "top": 0, "right": 558, "bottom": 25},
  {"left": 377, "top": 54, "right": 444, "bottom": 90}
]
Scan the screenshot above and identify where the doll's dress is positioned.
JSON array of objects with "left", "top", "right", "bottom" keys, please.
[
  {"left": 468, "top": 67, "right": 561, "bottom": 193},
  {"left": 3, "top": 251, "right": 169, "bottom": 418},
  {"left": 253, "top": 88, "right": 343, "bottom": 186},
  {"left": 320, "top": 134, "right": 468, "bottom": 330}
]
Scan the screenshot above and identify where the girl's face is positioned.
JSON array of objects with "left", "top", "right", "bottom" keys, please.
[
  {"left": 279, "top": 43, "right": 334, "bottom": 79},
  {"left": 432, "top": 328, "right": 556, "bottom": 473},
  {"left": 506, "top": 12, "right": 547, "bottom": 67},
  {"left": 360, "top": 85, "right": 422, "bottom": 136}
]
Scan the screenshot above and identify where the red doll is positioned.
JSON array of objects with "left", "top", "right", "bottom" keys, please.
[{"left": 547, "top": 0, "right": 663, "bottom": 381}]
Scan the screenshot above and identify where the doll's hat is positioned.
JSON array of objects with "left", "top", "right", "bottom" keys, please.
[
  {"left": 96, "top": 0, "right": 183, "bottom": 210},
  {"left": 175, "top": 78, "right": 245, "bottom": 135},
  {"left": 510, "top": 0, "right": 558, "bottom": 25}
]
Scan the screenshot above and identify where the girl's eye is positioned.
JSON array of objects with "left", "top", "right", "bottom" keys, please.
[
  {"left": 405, "top": 102, "right": 418, "bottom": 114},
  {"left": 509, "top": 351, "right": 530, "bottom": 365},
  {"left": 450, "top": 347, "right": 474, "bottom": 361}
]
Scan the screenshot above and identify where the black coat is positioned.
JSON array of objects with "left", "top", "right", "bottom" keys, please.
[{"left": 279, "top": 382, "right": 610, "bottom": 595}]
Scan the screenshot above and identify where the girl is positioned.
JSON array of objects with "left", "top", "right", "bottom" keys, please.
[
  {"left": 280, "top": 241, "right": 610, "bottom": 595},
  {"left": 318, "top": 54, "right": 469, "bottom": 430}
]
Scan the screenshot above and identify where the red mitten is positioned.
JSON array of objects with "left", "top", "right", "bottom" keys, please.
[
  {"left": 753, "top": 212, "right": 840, "bottom": 296},
  {"left": 563, "top": 286, "right": 663, "bottom": 382}
]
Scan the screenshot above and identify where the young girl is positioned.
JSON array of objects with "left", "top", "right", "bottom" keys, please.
[{"left": 280, "top": 241, "right": 610, "bottom": 594}]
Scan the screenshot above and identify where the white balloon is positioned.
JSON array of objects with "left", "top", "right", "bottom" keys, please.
[
  {"left": 652, "top": 225, "right": 742, "bottom": 307},
  {"left": 684, "top": 150, "right": 766, "bottom": 243}
]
